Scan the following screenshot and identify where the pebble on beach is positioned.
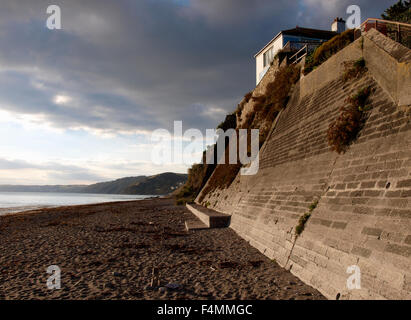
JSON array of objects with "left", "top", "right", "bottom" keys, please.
[{"left": 0, "top": 198, "right": 325, "bottom": 300}]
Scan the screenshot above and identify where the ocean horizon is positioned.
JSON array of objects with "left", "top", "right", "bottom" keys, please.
[{"left": 0, "top": 192, "right": 153, "bottom": 216}]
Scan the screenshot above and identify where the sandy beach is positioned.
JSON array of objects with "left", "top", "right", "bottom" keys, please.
[{"left": 0, "top": 198, "right": 324, "bottom": 300}]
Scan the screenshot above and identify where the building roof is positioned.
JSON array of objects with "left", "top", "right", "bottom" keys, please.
[
  {"left": 282, "top": 26, "right": 337, "bottom": 39},
  {"left": 254, "top": 26, "right": 338, "bottom": 57}
]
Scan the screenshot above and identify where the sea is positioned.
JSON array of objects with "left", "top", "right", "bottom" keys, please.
[{"left": 0, "top": 192, "right": 152, "bottom": 216}]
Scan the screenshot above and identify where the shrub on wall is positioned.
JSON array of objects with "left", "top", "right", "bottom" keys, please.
[
  {"left": 217, "top": 112, "right": 237, "bottom": 131},
  {"left": 342, "top": 58, "right": 367, "bottom": 82},
  {"left": 264, "top": 65, "right": 300, "bottom": 114},
  {"left": 244, "top": 91, "right": 253, "bottom": 103},
  {"left": 257, "top": 64, "right": 300, "bottom": 145},
  {"left": 302, "top": 51, "right": 315, "bottom": 74},
  {"left": 236, "top": 90, "right": 255, "bottom": 121},
  {"left": 251, "top": 95, "right": 267, "bottom": 114},
  {"left": 175, "top": 147, "right": 218, "bottom": 205},
  {"left": 295, "top": 200, "right": 318, "bottom": 238},
  {"left": 327, "top": 86, "right": 372, "bottom": 154},
  {"left": 303, "top": 29, "right": 355, "bottom": 75}
]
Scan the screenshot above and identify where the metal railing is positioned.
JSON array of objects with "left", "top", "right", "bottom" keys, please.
[
  {"left": 282, "top": 40, "right": 325, "bottom": 52},
  {"left": 357, "top": 18, "right": 411, "bottom": 49},
  {"left": 289, "top": 45, "right": 308, "bottom": 64},
  {"left": 288, "top": 42, "right": 325, "bottom": 64},
  {"left": 282, "top": 40, "right": 325, "bottom": 64}
]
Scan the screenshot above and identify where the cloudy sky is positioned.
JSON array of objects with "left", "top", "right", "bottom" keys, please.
[{"left": 0, "top": 0, "right": 394, "bottom": 185}]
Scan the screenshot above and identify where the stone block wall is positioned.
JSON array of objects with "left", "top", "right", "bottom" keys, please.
[{"left": 197, "top": 30, "right": 411, "bottom": 299}]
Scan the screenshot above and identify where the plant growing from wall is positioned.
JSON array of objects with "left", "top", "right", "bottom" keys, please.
[
  {"left": 217, "top": 112, "right": 237, "bottom": 131},
  {"left": 264, "top": 65, "right": 300, "bottom": 114},
  {"left": 303, "top": 51, "right": 315, "bottom": 74},
  {"left": 295, "top": 200, "right": 319, "bottom": 238},
  {"left": 236, "top": 90, "right": 255, "bottom": 121},
  {"left": 342, "top": 58, "right": 367, "bottom": 82},
  {"left": 175, "top": 146, "right": 219, "bottom": 205},
  {"left": 244, "top": 91, "right": 253, "bottom": 103},
  {"left": 273, "top": 48, "right": 288, "bottom": 65},
  {"left": 258, "top": 64, "right": 300, "bottom": 144},
  {"left": 303, "top": 29, "right": 355, "bottom": 75},
  {"left": 327, "top": 86, "right": 372, "bottom": 154}
]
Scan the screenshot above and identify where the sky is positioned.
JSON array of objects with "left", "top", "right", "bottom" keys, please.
[{"left": 0, "top": 0, "right": 395, "bottom": 185}]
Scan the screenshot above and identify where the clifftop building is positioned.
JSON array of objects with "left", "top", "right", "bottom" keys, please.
[{"left": 254, "top": 18, "right": 346, "bottom": 84}]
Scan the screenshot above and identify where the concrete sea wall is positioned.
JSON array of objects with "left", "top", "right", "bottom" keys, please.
[{"left": 198, "top": 30, "right": 411, "bottom": 299}]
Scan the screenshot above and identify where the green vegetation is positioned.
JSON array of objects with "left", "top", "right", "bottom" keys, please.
[
  {"left": 175, "top": 185, "right": 195, "bottom": 205},
  {"left": 176, "top": 199, "right": 188, "bottom": 206},
  {"left": 382, "top": 0, "right": 410, "bottom": 24},
  {"left": 264, "top": 65, "right": 300, "bottom": 115},
  {"left": 122, "top": 173, "right": 188, "bottom": 195},
  {"left": 174, "top": 150, "right": 218, "bottom": 205},
  {"left": 176, "top": 110, "right": 240, "bottom": 205},
  {"left": 303, "top": 50, "right": 315, "bottom": 73},
  {"left": 295, "top": 200, "right": 319, "bottom": 238},
  {"left": 217, "top": 112, "right": 237, "bottom": 131},
  {"left": 244, "top": 91, "right": 253, "bottom": 103},
  {"left": 242, "top": 64, "right": 301, "bottom": 143},
  {"left": 198, "top": 131, "right": 243, "bottom": 203},
  {"left": 327, "top": 86, "right": 372, "bottom": 154},
  {"left": 342, "top": 58, "right": 367, "bottom": 82},
  {"left": 177, "top": 1, "right": 410, "bottom": 207},
  {"left": 273, "top": 48, "right": 288, "bottom": 65},
  {"left": 303, "top": 29, "right": 355, "bottom": 75},
  {"left": 236, "top": 91, "right": 255, "bottom": 121}
]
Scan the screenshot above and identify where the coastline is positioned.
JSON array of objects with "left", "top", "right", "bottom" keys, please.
[
  {"left": 0, "top": 206, "right": 53, "bottom": 217},
  {"left": 0, "top": 194, "right": 160, "bottom": 217},
  {"left": 0, "top": 198, "right": 324, "bottom": 300}
]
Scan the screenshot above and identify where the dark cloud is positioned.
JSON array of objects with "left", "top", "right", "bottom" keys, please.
[
  {"left": 0, "top": 0, "right": 396, "bottom": 134},
  {"left": 299, "top": 0, "right": 395, "bottom": 28}
]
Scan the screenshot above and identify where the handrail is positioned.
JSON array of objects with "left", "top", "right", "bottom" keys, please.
[
  {"left": 283, "top": 40, "right": 324, "bottom": 55},
  {"left": 360, "top": 18, "right": 411, "bottom": 28},
  {"left": 289, "top": 45, "right": 308, "bottom": 64},
  {"left": 359, "top": 17, "right": 411, "bottom": 49}
]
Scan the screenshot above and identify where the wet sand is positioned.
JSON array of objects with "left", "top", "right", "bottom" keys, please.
[
  {"left": 0, "top": 206, "right": 54, "bottom": 216},
  {"left": 0, "top": 198, "right": 325, "bottom": 300}
]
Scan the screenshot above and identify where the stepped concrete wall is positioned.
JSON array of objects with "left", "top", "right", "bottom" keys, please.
[
  {"left": 363, "top": 29, "right": 411, "bottom": 107},
  {"left": 197, "top": 30, "right": 411, "bottom": 300}
]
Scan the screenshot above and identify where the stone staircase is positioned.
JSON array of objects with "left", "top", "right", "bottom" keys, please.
[{"left": 185, "top": 204, "right": 231, "bottom": 231}]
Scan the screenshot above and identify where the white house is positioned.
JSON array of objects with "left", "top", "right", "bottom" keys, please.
[{"left": 254, "top": 18, "right": 346, "bottom": 84}]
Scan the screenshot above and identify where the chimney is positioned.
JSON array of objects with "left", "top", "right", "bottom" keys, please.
[{"left": 332, "top": 17, "right": 346, "bottom": 33}]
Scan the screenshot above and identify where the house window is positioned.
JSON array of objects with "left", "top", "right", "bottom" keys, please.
[{"left": 263, "top": 46, "right": 274, "bottom": 67}]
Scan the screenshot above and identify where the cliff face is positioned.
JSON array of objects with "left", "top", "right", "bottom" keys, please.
[{"left": 196, "top": 29, "right": 411, "bottom": 300}]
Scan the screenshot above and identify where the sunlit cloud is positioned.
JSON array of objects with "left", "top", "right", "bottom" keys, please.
[{"left": 53, "top": 95, "right": 72, "bottom": 105}]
